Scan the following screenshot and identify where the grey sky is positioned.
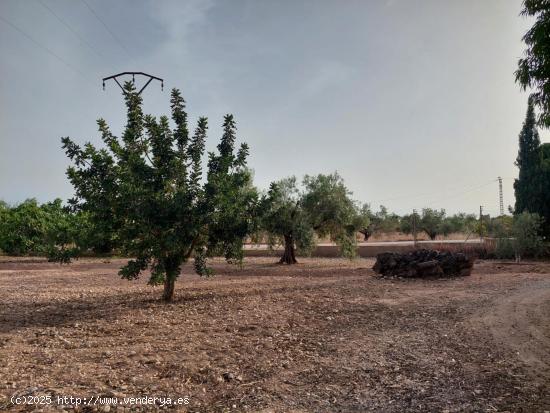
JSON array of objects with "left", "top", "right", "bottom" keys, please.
[{"left": 0, "top": 0, "right": 542, "bottom": 216}]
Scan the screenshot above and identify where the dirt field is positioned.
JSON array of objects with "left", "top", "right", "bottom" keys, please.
[{"left": 0, "top": 257, "right": 549, "bottom": 412}]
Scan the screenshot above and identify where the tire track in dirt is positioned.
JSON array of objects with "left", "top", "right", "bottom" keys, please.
[{"left": 476, "top": 277, "right": 550, "bottom": 383}]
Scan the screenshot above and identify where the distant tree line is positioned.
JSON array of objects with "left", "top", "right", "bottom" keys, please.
[{"left": 2, "top": 196, "right": 537, "bottom": 259}]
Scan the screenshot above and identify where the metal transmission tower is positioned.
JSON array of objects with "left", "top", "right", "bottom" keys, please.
[
  {"left": 102, "top": 72, "right": 163, "bottom": 96},
  {"left": 498, "top": 176, "right": 504, "bottom": 216}
]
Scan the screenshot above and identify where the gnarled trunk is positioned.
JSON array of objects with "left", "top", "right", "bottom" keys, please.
[
  {"left": 280, "top": 234, "right": 297, "bottom": 264},
  {"left": 359, "top": 228, "right": 372, "bottom": 241}
]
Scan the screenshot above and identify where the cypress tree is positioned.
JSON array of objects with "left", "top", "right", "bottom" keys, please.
[{"left": 514, "top": 97, "right": 541, "bottom": 214}]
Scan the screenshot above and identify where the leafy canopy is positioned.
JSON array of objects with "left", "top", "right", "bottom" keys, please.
[
  {"left": 60, "top": 82, "right": 254, "bottom": 300},
  {"left": 516, "top": 0, "right": 550, "bottom": 127},
  {"left": 260, "top": 172, "right": 366, "bottom": 261}
]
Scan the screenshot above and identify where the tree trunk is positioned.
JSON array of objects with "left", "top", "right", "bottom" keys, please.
[
  {"left": 162, "top": 256, "right": 180, "bottom": 302},
  {"left": 162, "top": 276, "right": 175, "bottom": 302},
  {"left": 359, "top": 229, "right": 371, "bottom": 241},
  {"left": 280, "top": 234, "right": 298, "bottom": 264}
]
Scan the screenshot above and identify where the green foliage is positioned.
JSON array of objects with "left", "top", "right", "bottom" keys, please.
[
  {"left": 0, "top": 199, "right": 49, "bottom": 255},
  {"left": 401, "top": 209, "right": 474, "bottom": 240},
  {"left": 418, "top": 208, "right": 446, "bottom": 240},
  {"left": 260, "top": 177, "right": 315, "bottom": 261},
  {"left": 363, "top": 205, "right": 400, "bottom": 239},
  {"left": 515, "top": 4, "right": 550, "bottom": 237},
  {"left": 353, "top": 204, "right": 371, "bottom": 241},
  {"left": 516, "top": 0, "right": 550, "bottom": 127},
  {"left": 493, "top": 212, "right": 544, "bottom": 260},
  {"left": 399, "top": 211, "right": 417, "bottom": 236},
  {"left": 514, "top": 98, "right": 542, "bottom": 216},
  {"left": 400, "top": 208, "right": 447, "bottom": 240},
  {"left": 302, "top": 173, "right": 364, "bottom": 258},
  {"left": 442, "top": 213, "right": 478, "bottom": 235},
  {"left": 260, "top": 172, "right": 364, "bottom": 263},
  {"left": 513, "top": 212, "right": 545, "bottom": 259},
  {"left": 495, "top": 238, "right": 516, "bottom": 259},
  {"left": 204, "top": 115, "right": 258, "bottom": 264},
  {"left": 510, "top": 99, "right": 550, "bottom": 238},
  {"left": 60, "top": 82, "right": 252, "bottom": 301},
  {"left": 486, "top": 215, "right": 514, "bottom": 238},
  {"left": 539, "top": 143, "right": 550, "bottom": 236},
  {"left": 0, "top": 199, "right": 87, "bottom": 258}
]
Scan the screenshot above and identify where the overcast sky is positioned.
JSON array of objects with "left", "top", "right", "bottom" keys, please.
[{"left": 0, "top": 0, "right": 543, "bottom": 215}]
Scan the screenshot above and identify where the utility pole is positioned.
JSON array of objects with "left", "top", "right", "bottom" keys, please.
[
  {"left": 102, "top": 72, "right": 163, "bottom": 96},
  {"left": 498, "top": 176, "right": 504, "bottom": 216},
  {"left": 479, "top": 205, "right": 483, "bottom": 243},
  {"left": 412, "top": 209, "right": 418, "bottom": 248}
]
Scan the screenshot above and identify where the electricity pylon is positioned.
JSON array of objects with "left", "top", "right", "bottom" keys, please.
[{"left": 102, "top": 72, "right": 163, "bottom": 95}]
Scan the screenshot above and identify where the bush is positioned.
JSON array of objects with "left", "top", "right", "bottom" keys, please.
[
  {"left": 0, "top": 199, "right": 90, "bottom": 258},
  {"left": 495, "top": 238, "right": 516, "bottom": 259},
  {"left": 513, "top": 212, "right": 545, "bottom": 259},
  {"left": 492, "top": 212, "right": 545, "bottom": 260},
  {"left": 0, "top": 199, "right": 50, "bottom": 255}
]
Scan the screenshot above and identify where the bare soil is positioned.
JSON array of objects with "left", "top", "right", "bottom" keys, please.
[{"left": 0, "top": 257, "right": 549, "bottom": 412}]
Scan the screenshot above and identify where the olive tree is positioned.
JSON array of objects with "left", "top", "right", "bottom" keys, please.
[
  {"left": 60, "top": 82, "right": 254, "bottom": 301},
  {"left": 260, "top": 172, "right": 365, "bottom": 264},
  {"left": 400, "top": 208, "right": 446, "bottom": 240}
]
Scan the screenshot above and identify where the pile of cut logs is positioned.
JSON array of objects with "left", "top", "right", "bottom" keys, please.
[{"left": 372, "top": 249, "right": 474, "bottom": 278}]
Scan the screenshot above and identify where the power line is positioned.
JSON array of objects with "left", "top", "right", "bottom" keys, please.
[
  {"left": 38, "top": 0, "right": 116, "bottom": 71},
  {"left": 80, "top": 0, "right": 132, "bottom": 59},
  {"left": 421, "top": 179, "right": 497, "bottom": 204},
  {"left": 370, "top": 178, "right": 498, "bottom": 207},
  {"left": 0, "top": 14, "right": 96, "bottom": 86}
]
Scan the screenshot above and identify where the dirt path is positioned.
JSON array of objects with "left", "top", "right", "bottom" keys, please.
[{"left": 477, "top": 274, "right": 550, "bottom": 383}]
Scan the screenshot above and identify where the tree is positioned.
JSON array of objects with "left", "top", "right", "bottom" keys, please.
[
  {"left": 260, "top": 177, "right": 314, "bottom": 264},
  {"left": 42, "top": 200, "right": 93, "bottom": 263},
  {"left": 204, "top": 116, "right": 258, "bottom": 264},
  {"left": 260, "top": 173, "right": 364, "bottom": 264},
  {"left": 419, "top": 208, "right": 446, "bottom": 240},
  {"left": 355, "top": 204, "right": 372, "bottom": 241},
  {"left": 514, "top": 97, "right": 542, "bottom": 215},
  {"left": 399, "top": 211, "right": 418, "bottom": 236},
  {"left": 514, "top": 212, "right": 544, "bottom": 260},
  {"left": 0, "top": 199, "right": 50, "bottom": 255},
  {"left": 486, "top": 215, "right": 514, "bottom": 238},
  {"left": 516, "top": 0, "right": 550, "bottom": 127},
  {"left": 444, "top": 213, "right": 478, "bottom": 235},
  {"left": 361, "top": 205, "right": 400, "bottom": 240},
  {"left": 301, "top": 173, "right": 366, "bottom": 258},
  {"left": 494, "top": 212, "right": 544, "bottom": 260},
  {"left": 541, "top": 144, "right": 550, "bottom": 236},
  {"left": 60, "top": 82, "right": 252, "bottom": 301},
  {"left": 401, "top": 209, "right": 446, "bottom": 240}
]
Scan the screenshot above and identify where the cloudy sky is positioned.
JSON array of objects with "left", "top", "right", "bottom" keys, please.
[{"left": 0, "top": 0, "right": 542, "bottom": 215}]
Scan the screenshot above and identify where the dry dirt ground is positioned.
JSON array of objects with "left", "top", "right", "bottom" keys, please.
[{"left": 0, "top": 257, "right": 549, "bottom": 413}]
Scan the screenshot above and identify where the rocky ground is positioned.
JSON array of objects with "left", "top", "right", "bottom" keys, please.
[{"left": 0, "top": 257, "right": 549, "bottom": 412}]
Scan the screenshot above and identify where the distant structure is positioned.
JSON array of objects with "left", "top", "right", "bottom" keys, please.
[
  {"left": 102, "top": 72, "right": 163, "bottom": 96},
  {"left": 498, "top": 176, "right": 504, "bottom": 216}
]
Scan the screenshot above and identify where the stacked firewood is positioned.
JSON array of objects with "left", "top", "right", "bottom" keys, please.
[{"left": 373, "top": 249, "right": 474, "bottom": 278}]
